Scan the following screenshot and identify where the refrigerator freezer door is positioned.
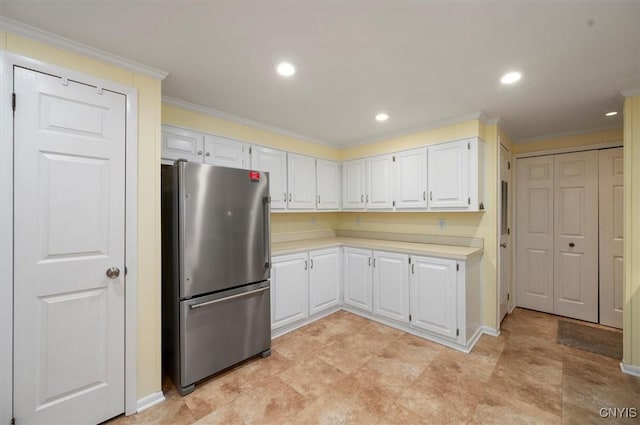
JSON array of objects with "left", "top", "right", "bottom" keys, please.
[
  {"left": 179, "top": 281, "right": 271, "bottom": 391},
  {"left": 179, "top": 162, "right": 270, "bottom": 299}
]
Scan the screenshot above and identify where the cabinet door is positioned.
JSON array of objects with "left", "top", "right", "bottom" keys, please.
[
  {"left": 250, "top": 146, "right": 287, "bottom": 209},
  {"left": 395, "top": 148, "right": 427, "bottom": 209},
  {"left": 343, "top": 247, "right": 372, "bottom": 311},
  {"left": 410, "top": 256, "right": 458, "bottom": 340},
  {"left": 373, "top": 251, "right": 409, "bottom": 323},
  {"left": 203, "top": 135, "right": 247, "bottom": 168},
  {"left": 309, "top": 248, "right": 341, "bottom": 315},
  {"left": 161, "top": 125, "right": 204, "bottom": 163},
  {"left": 342, "top": 159, "right": 366, "bottom": 209},
  {"left": 366, "top": 155, "right": 394, "bottom": 209},
  {"left": 428, "top": 140, "right": 469, "bottom": 209},
  {"left": 316, "top": 159, "right": 341, "bottom": 210},
  {"left": 271, "top": 253, "right": 309, "bottom": 330},
  {"left": 287, "top": 153, "right": 317, "bottom": 210}
]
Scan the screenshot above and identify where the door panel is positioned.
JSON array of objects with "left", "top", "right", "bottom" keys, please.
[
  {"left": 553, "top": 151, "right": 598, "bottom": 322},
  {"left": 499, "top": 144, "right": 511, "bottom": 322},
  {"left": 309, "top": 248, "right": 341, "bottom": 314},
  {"left": 316, "top": 160, "right": 341, "bottom": 210},
  {"left": 428, "top": 140, "right": 469, "bottom": 208},
  {"left": 161, "top": 125, "right": 204, "bottom": 163},
  {"left": 287, "top": 153, "right": 316, "bottom": 209},
  {"left": 599, "top": 148, "right": 624, "bottom": 328},
  {"left": 395, "top": 148, "right": 427, "bottom": 209},
  {"left": 372, "top": 251, "right": 409, "bottom": 323},
  {"left": 203, "top": 135, "right": 246, "bottom": 168},
  {"left": 342, "top": 160, "right": 366, "bottom": 209},
  {"left": 516, "top": 156, "right": 554, "bottom": 313},
  {"left": 13, "top": 67, "right": 126, "bottom": 424},
  {"left": 250, "top": 146, "right": 287, "bottom": 209},
  {"left": 271, "top": 254, "right": 309, "bottom": 329},
  {"left": 366, "top": 155, "right": 394, "bottom": 209},
  {"left": 343, "top": 248, "right": 372, "bottom": 311}
]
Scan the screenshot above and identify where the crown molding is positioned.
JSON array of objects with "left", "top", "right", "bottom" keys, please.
[
  {"left": 620, "top": 88, "right": 640, "bottom": 98},
  {"left": 161, "top": 96, "right": 338, "bottom": 148},
  {"left": 341, "top": 111, "right": 487, "bottom": 148},
  {"left": 0, "top": 16, "right": 168, "bottom": 80},
  {"left": 513, "top": 124, "right": 623, "bottom": 145}
]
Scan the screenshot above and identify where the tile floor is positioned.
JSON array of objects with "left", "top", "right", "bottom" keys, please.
[{"left": 107, "top": 308, "right": 640, "bottom": 425}]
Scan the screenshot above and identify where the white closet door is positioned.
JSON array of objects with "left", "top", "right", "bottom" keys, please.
[
  {"left": 599, "top": 148, "right": 624, "bottom": 328},
  {"left": 13, "top": 67, "right": 126, "bottom": 424},
  {"left": 553, "top": 151, "right": 598, "bottom": 322},
  {"left": 516, "top": 156, "right": 554, "bottom": 314}
]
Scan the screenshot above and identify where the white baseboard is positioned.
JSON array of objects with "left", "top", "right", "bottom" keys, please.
[
  {"left": 481, "top": 326, "right": 500, "bottom": 337},
  {"left": 620, "top": 362, "right": 640, "bottom": 378},
  {"left": 136, "top": 391, "right": 165, "bottom": 414}
]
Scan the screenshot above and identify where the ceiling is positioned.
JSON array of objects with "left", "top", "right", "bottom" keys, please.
[{"left": 1, "top": 1, "right": 639, "bottom": 146}]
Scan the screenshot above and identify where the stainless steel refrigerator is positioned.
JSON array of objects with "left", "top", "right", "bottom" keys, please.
[{"left": 161, "top": 160, "right": 271, "bottom": 395}]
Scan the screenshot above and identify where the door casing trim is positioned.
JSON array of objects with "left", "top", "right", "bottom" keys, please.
[{"left": 0, "top": 51, "right": 139, "bottom": 421}]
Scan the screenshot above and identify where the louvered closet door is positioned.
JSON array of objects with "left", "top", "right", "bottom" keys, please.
[{"left": 553, "top": 151, "right": 598, "bottom": 323}]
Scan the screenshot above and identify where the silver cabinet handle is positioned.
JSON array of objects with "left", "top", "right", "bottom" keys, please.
[
  {"left": 197, "top": 150, "right": 203, "bottom": 156},
  {"left": 284, "top": 192, "right": 287, "bottom": 201},
  {"left": 318, "top": 195, "right": 320, "bottom": 204},
  {"left": 289, "top": 193, "right": 292, "bottom": 202},
  {"left": 189, "top": 287, "right": 269, "bottom": 310},
  {"left": 411, "top": 264, "right": 415, "bottom": 274},
  {"left": 569, "top": 243, "right": 575, "bottom": 248},
  {"left": 500, "top": 243, "right": 507, "bottom": 248},
  {"left": 368, "top": 257, "right": 371, "bottom": 266},
  {"left": 305, "top": 260, "right": 308, "bottom": 270},
  {"left": 205, "top": 152, "right": 211, "bottom": 157},
  {"left": 310, "top": 259, "right": 314, "bottom": 269},
  {"left": 366, "top": 194, "right": 369, "bottom": 203},
  {"left": 361, "top": 194, "right": 364, "bottom": 203},
  {"left": 106, "top": 267, "right": 120, "bottom": 279},
  {"left": 430, "top": 191, "right": 433, "bottom": 201},
  {"left": 423, "top": 191, "right": 426, "bottom": 200},
  {"left": 373, "top": 258, "right": 376, "bottom": 267}
]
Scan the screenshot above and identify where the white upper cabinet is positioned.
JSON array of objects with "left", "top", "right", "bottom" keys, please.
[
  {"left": 342, "top": 159, "right": 366, "bottom": 210},
  {"left": 287, "top": 153, "right": 317, "bottom": 210},
  {"left": 372, "top": 251, "right": 410, "bottom": 323},
  {"left": 203, "top": 135, "right": 247, "bottom": 169},
  {"left": 161, "top": 125, "right": 204, "bottom": 163},
  {"left": 428, "top": 137, "right": 484, "bottom": 211},
  {"left": 250, "top": 146, "right": 288, "bottom": 210},
  {"left": 395, "top": 148, "right": 428, "bottom": 209},
  {"left": 366, "top": 154, "right": 394, "bottom": 209},
  {"left": 316, "top": 159, "right": 341, "bottom": 210}
]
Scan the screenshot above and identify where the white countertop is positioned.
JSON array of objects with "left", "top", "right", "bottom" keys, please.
[{"left": 272, "top": 237, "right": 482, "bottom": 260}]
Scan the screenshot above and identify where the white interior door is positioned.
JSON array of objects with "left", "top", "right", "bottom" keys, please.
[
  {"left": 13, "top": 67, "right": 126, "bottom": 424},
  {"left": 553, "top": 151, "right": 599, "bottom": 322},
  {"left": 499, "top": 144, "right": 511, "bottom": 323},
  {"left": 516, "top": 156, "right": 554, "bottom": 313},
  {"left": 599, "top": 148, "right": 624, "bottom": 328}
]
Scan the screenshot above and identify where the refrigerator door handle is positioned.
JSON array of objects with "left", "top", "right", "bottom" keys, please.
[
  {"left": 189, "top": 286, "right": 270, "bottom": 310},
  {"left": 264, "top": 196, "right": 272, "bottom": 269}
]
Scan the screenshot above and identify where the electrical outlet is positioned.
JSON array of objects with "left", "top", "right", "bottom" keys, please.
[
  {"left": 355, "top": 216, "right": 361, "bottom": 226},
  {"left": 438, "top": 218, "right": 446, "bottom": 230}
]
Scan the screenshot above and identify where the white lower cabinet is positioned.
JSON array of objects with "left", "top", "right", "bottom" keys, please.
[
  {"left": 271, "top": 253, "right": 309, "bottom": 330},
  {"left": 373, "top": 251, "right": 410, "bottom": 323},
  {"left": 343, "top": 247, "right": 373, "bottom": 311},
  {"left": 410, "top": 256, "right": 458, "bottom": 341},
  {"left": 309, "top": 248, "right": 341, "bottom": 314}
]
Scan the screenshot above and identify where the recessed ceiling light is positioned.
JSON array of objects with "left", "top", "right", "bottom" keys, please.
[
  {"left": 500, "top": 71, "right": 522, "bottom": 85},
  {"left": 605, "top": 111, "right": 618, "bottom": 117},
  {"left": 276, "top": 62, "right": 296, "bottom": 77},
  {"left": 375, "top": 113, "right": 389, "bottom": 122}
]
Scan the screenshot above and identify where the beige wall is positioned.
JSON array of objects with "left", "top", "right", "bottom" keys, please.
[
  {"left": 623, "top": 95, "right": 640, "bottom": 368},
  {"left": 2, "top": 33, "right": 163, "bottom": 399},
  {"left": 512, "top": 128, "right": 623, "bottom": 154}
]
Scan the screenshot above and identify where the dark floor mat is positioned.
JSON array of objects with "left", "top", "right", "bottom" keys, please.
[{"left": 557, "top": 319, "right": 622, "bottom": 360}]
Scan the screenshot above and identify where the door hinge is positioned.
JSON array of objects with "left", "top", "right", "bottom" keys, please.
[
  {"left": 507, "top": 227, "right": 511, "bottom": 235},
  {"left": 456, "top": 264, "right": 459, "bottom": 271},
  {"left": 10, "top": 418, "right": 15, "bottom": 425},
  {"left": 249, "top": 146, "right": 252, "bottom": 154},
  {"left": 125, "top": 266, "right": 128, "bottom": 276},
  {"left": 456, "top": 328, "right": 460, "bottom": 336},
  {"left": 392, "top": 156, "right": 396, "bottom": 162},
  {"left": 468, "top": 197, "right": 471, "bottom": 205},
  {"left": 392, "top": 200, "right": 396, "bottom": 207},
  {"left": 467, "top": 142, "right": 470, "bottom": 150},
  {"left": 12, "top": 93, "right": 16, "bottom": 111},
  {"left": 507, "top": 293, "right": 510, "bottom": 301},
  {"left": 408, "top": 257, "right": 411, "bottom": 264},
  {"left": 508, "top": 161, "right": 511, "bottom": 170},
  {"left": 409, "top": 314, "right": 412, "bottom": 321}
]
